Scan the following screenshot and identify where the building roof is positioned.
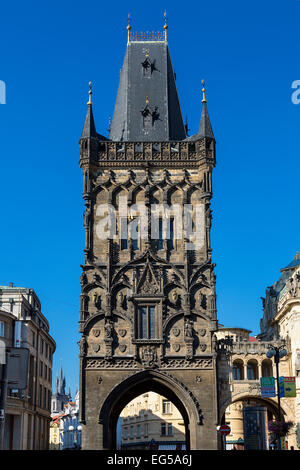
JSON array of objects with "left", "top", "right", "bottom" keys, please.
[
  {"left": 187, "top": 101, "right": 214, "bottom": 141},
  {"left": 81, "top": 103, "right": 97, "bottom": 139},
  {"left": 218, "top": 326, "right": 252, "bottom": 334},
  {"left": 109, "top": 40, "right": 186, "bottom": 142},
  {"left": 281, "top": 251, "right": 300, "bottom": 272},
  {"left": 248, "top": 336, "right": 258, "bottom": 342}
]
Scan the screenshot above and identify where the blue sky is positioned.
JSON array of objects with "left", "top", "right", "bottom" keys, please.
[{"left": 0, "top": 0, "right": 299, "bottom": 395}]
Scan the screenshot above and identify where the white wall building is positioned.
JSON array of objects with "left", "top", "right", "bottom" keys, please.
[{"left": 0, "top": 283, "right": 56, "bottom": 449}]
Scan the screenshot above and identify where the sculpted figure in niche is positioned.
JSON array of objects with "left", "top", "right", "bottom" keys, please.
[
  {"left": 184, "top": 318, "right": 193, "bottom": 338},
  {"left": 80, "top": 272, "right": 87, "bottom": 287},
  {"left": 79, "top": 336, "right": 87, "bottom": 356},
  {"left": 116, "top": 291, "right": 126, "bottom": 309},
  {"left": 105, "top": 320, "right": 114, "bottom": 338},
  {"left": 170, "top": 289, "right": 181, "bottom": 308},
  {"left": 195, "top": 291, "right": 203, "bottom": 309},
  {"left": 93, "top": 292, "right": 102, "bottom": 310},
  {"left": 83, "top": 206, "right": 91, "bottom": 228}
]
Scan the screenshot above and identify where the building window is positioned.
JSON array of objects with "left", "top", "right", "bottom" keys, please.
[
  {"left": 167, "top": 217, "right": 174, "bottom": 250},
  {"left": 232, "top": 360, "right": 244, "bottom": 380},
  {"left": 130, "top": 426, "right": 134, "bottom": 438},
  {"left": 131, "top": 220, "right": 140, "bottom": 251},
  {"left": 39, "top": 385, "right": 43, "bottom": 407},
  {"left": 162, "top": 400, "right": 172, "bottom": 414},
  {"left": 158, "top": 218, "right": 163, "bottom": 250},
  {"left": 43, "top": 387, "right": 47, "bottom": 409},
  {"left": 262, "top": 359, "right": 273, "bottom": 377},
  {"left": 161, "top": 422, "right": 173, "bottom": 437},
  {"left": 247, "top": 360, "right": 258, "bottom": 380},
  {"left": 40, "top": 361, "right": 43, "bottom": 377},
  {"left": 123, "top": 427, "right": 128, "bottom": 440},
  {"left": 136, "top": 424, "right": 141, "bottom": 438},
  {"left": 0, "top": 321, "right": 5, "bottom": 337},
  {"left": 138, "top": 306, "right": 156, "bottom": 339},
  {"left": 144, "top": 423, "right": 149, "bottom": 437},
  {"left": 120, "top": 217, "right": 128, "bottom": 250}
]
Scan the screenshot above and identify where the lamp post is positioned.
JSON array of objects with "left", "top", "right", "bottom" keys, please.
[
  {"left": 266, "top": 344, "right": 287, "bottom": 450},
  {"left": 68, "top": 425, "right": 74, "bottom": 449},
  {"left": 77, "top": 425, "right": 82, "bottom": 449}
]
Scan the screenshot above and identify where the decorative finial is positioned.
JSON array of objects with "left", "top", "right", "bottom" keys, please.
[
  {"left": 164, "top": 10, "right": 168, "bottom": 42},
  {"left": 127, "top": 13, "right": 131, "bottom": 43},
  {"left": 87, "top": 81, "right": 92, "bottom": 105},
  {"left": 201, "top": 79, "right": 207, "bottom": 103},
  {"left": 146, "top": 96, "right": 149, "bottom": 105}
]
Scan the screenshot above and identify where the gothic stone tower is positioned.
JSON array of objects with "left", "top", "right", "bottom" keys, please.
[{"left": 78, "top": 19, "right": 218, "bottom": 450}]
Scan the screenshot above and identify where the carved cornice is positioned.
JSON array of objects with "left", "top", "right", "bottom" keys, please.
[
  {"left": 80, "top": 140, "right": 215, "bottom": 167},
  {"left": 85, "top": 357, "right": 213, "bottom": 370}
]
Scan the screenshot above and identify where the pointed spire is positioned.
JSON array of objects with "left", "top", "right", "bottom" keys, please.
[
  {"left": 164, "top": 11, "right": 168, "bottom": 42},
  {"left": 56, "top": 366, "right": 66, "bottom": 395},
  {"left": 197, "top": 80, "right": 214, "bottom": 139},
  {"left": 81, "top": 81, "right": 97, "bottom": 138},
  {"left": 201, "top": 79, "right": 207, "bottom": 103},
  {"left": 127, "top": 13, "right": 131, "bottom": 44}
]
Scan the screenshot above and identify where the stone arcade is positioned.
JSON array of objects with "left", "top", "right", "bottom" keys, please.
[{"left": 78, "top": 18, "right": 219, "bottom": 450}]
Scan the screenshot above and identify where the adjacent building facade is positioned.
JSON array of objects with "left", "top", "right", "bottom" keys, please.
[
  {"left": 120, "top": 391, "right": 185, "bottom": 450},
  {"left": 258, "top": 252, "right": 300, "bottom": 449},
  {"left": 0, "top": 283, "right": 56, "bottom": 449},
  {"left": 78, "top": 18, "right": 219, "bottom": 450}
]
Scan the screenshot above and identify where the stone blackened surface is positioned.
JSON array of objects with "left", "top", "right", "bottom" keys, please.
[{"left": 79, "top": 34, "right": 218, "bottom": 450}]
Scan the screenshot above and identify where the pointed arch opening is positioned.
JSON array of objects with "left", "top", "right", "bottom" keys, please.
[{"left": 98, "top": 369, "right": 200, "bottom": 449}]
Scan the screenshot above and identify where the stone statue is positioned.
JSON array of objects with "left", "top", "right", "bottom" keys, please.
[
  {"left": 184, "top": 319, "right": 193, "bottom": 338},
  {"left": 79, "top": 336, "right": 87, "bottom": 356},
  {"left": 105, "top": 320, "right": 113, "bottom": 338},
  {"left": 116, "top": 291, "right": 124, "bottom": 308},
  {"left": 83, "top": 206, "right": 91, "bottom": 228},
  {"left": 80, "top": 272, "right": 87, "bottom": 287}
]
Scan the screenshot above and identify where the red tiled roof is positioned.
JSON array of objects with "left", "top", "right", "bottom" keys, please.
[{"left": 249, "top": 336, "right": 257, "bottom": 342}]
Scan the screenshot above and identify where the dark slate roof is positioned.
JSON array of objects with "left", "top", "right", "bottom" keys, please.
[
  {"left": 109, "top": 41, "right": 186, "bottom": 142},
  {"left": 187, "top": 101, "right": 214, "bottom": 141},
  {"left": 81, "top": 104, "right": 97, "bottom": 139},
  {"left": 281, "top": 251, "right": 300, "bottom": 271}
]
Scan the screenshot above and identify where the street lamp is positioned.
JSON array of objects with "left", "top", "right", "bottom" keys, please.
[
  {"left": 68, "top": 425, "right": 74, "bottom": 449},
  {"left": 266, "top": 344, "right": 287, "bottom": 450},
  {"left": 76, "top": 425, "right": 82, "bottom": 448}
]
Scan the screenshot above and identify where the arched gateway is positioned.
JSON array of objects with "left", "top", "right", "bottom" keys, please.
[
  {"left": 78, "top": 17, "right": 219, "bottom": 450},
  {"left": 99, "top": 369, "right": 201, "bottom": 449}
]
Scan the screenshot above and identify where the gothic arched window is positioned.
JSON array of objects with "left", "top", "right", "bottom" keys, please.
[{"left": 138, "top": 306, "right": 156, "bottom": 339}]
